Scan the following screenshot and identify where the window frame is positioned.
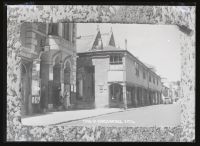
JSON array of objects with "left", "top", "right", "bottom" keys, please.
[
  {"left": 149, "top": 74, "right": 151, "bottom": 82},
  {"left": 48, "top": 23, "right": 58, "bottom": 36},
  {"left": 110, "top": 54, "right": 123, "bottom": 65},
  {"left": 63, "top": 23, "right": 70, "bottom": 41},
  {"left": 143, "top": 69, "right": 146, "bottom": 79},
  {"left": 135, "top": 62, "right": 139, "bottom": 77}
]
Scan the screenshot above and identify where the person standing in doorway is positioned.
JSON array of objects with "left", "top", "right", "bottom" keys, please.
[{"left": 63, "top": 85, "right": 71, "bottom": 109}]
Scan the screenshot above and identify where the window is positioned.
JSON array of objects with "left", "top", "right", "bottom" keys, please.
[
  {"left": 135, "top": 63, "right": 139, "bottom": 77},
  {"left": 149, "top": 74, "right": 151, "bottom": 82},
  {"left": 110, "top": 55, "right": 123, "bottom": 64},
  {"left": 48, "top": 23, "right": 58, "bottom": 36},
  {"left": 157, "top": 79, "right": 158, "bottom": 85},
  {"left": 143, "top": 70, "right": 146, "bottom": 79},
  {"left": 63, "top": 23, "right": 70, "bottom": 41},
  {"left": 153, "top": 77, "right": 155, "bottom": 84}
]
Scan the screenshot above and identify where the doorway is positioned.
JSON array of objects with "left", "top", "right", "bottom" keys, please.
[
  {"left": 53, "top": 56, "right": 61, "bottom": 108},
  {"left": 109, "top": 83, "right": 123, "bottom": 108}
]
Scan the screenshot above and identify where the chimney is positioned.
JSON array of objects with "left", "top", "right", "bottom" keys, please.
[{"left": 125, "top": 39, "right": 127, "bottom": 50}]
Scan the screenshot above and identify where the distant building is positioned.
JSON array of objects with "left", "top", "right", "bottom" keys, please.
[
  {"left": 161, "top": 78, "right": 181, "bottom": 101},
  {"left": 76, "top": 28, "right": 162, "bottom": 109},
  {"left": 169, "top": 81, "right": 181, "bottom": 101},
  {"left": 19, "top": 22, "right": 77, "bottom": 116}
]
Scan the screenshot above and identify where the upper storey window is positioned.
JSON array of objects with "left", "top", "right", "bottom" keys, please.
[
  {"left": 153, "top": 77, "right": 155, "bottom": 84},
  {"left": 48, "top": 23, "right": 58, "bottom": 36},
  {"left": 135, "top": 62, "right": 139, "bottom": 77},
  {"left": 110, "top": 55, "right": 123, "bottom": 64},
  {"left": 48, "top": 23, "right": 72, "bottom": 42},
  {"left": 143, "top": 69, "right": 146, "bottom": 79},
  {"left": 149, "top": 74, "right": 151, "bottom": 82},
  {"left": 63, "top": 23, "right": 70, "bottom": 41}
]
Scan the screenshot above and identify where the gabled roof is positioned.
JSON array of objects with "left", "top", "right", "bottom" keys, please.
[
  {"left": 91, "top": 30, "right": 103, "bottom": 51},
  {"left": 76, "top": 27, "right": 118, "bottom": 53},
  {"left": 76, "top": 35, "right": 95, "bottom": 53},
  {"left": 101, "top": 30, "right": 116, "bottom": 47}
]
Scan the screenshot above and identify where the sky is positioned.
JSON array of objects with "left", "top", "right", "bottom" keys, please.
[{"left": 77, "top": 23, "right": 181, "bottom": 82}]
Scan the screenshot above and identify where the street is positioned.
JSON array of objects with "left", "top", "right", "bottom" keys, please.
[{"left": 58, "top": 103, "right": 181, "bottom": 127}]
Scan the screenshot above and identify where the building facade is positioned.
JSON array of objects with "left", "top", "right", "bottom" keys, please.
[
  {"left": 19, "top": 22, "right": 77, "bottom": 116},
  {"left": 76, "top": 28, "right": 162, "bottom": 109}
]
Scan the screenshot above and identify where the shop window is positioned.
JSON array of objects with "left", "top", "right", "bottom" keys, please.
[
  {"left": 110, "top": 55, "right": 123, "bottom": 64},
  {"left": 110, "top": 84, "right": 122, "bottom": 101}
]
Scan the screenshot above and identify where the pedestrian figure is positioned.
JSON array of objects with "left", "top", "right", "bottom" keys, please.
[
  {"left": 63, "top": 86, "right": 68, "bottom": 109},
  {"left": 63, "top": 85, "right": 71, "bottom": 109},
  {"left": 58, "top": 85, "right": 64, "bottom": 110}
]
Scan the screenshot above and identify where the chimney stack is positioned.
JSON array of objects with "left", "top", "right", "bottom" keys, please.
[{"left": 125, "top": 39, "right": 127, "bottom": 50}]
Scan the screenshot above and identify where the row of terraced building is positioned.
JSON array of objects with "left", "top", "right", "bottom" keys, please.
[{"left": 19, "top": 23, "right": 163, "bottom": 116}]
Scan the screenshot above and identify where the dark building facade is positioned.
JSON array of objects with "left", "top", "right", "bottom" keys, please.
[
  {"left": 76, "top": 28, "right": 162, "bottom": 109},
  {"left": 19, "top": 22, "right": 77, "bottom": 116}
]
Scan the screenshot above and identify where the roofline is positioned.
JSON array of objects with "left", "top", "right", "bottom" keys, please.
[
  {"left": 125, "top": 51, "right": 161, "bottom": 79},
  {"left": 77, "top": 49, "right": 161, "bottom": 79}
]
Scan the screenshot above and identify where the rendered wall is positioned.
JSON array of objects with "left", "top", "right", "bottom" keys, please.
[{"left": 92, "top": 57, "right": 110, "bottom": 108}]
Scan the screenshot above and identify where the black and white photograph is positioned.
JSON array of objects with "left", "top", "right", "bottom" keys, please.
[{"left": 6, "top": 5, "right": 195, "bottom": 142}]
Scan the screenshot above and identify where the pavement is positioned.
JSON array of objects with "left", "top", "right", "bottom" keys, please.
[
  {"left": 21, "top": 102, "right": 181, "bottom": 127},
  {"left": 21, "top": 108, "right": 124, "bottom": 126},
  {"left": 58, "top": 103, "right": 181, "bottom": 127}
]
